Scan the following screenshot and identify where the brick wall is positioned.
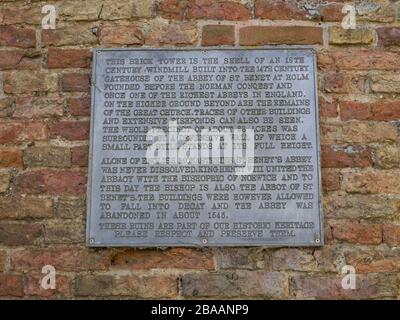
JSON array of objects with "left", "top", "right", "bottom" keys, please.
[{"left": 0, "top": 0, "right": 400, "bottom": 299}]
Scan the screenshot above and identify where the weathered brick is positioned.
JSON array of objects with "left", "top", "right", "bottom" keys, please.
[
  {"left": 321, "top": 121, "right": 398, "bottom": 144},
  {"left": 75, "top": 274, "right": 178, "bottom": 298},
  {"left": 321, "top": 145, "right": 372, "bottom": 168},
  {"left": 61, "top": 73, "right": 90, "bottom": 92},
  {"left": 318, "top": 96, "right": 338, "bottom": 118},
  {"left": 188, "top": 0, "right": 251, "bottom": 20},
  {"left": 370, "top": 74, "right": 400, "bottom": 93},
  {"left": 323, "top": 72, "right": 365, "bottom": 94},
  {"left": 343, "top": 169, "right": 400, "bottom": 194},
  {"left": 23, "top": 274, "right": 72, "bottom": 298},
  {"left": 239, "top": 26, "right": 323, "bottom": 45},
  {"left": 215, "top": 248, "right": 268, "bottom": 270},
  {"left": 0, "top": 222, "right": 43, "bottom": 246},
  {"left": 3, "top": 71, "right": 58, "bottom": 94},
  {"left": 356, "top": 2, "right": 395, "bottom": 23},
  {"left": 255, "top": 0, "right": 311, "bottom": 20},
  {"left": 50, "top": 121, "right": 90, "bottom": 140},
  {"left": 375, "top": 144, "right": 400, "bottom": 169},
  {"left": 272, "top": 248, "right": 317, "bottom": 271},
  {"left": 158, "top": 0, "right": 186, "bottom": 19},
  {"left": 0, "top": 274, "right": 23, "bottom": 297},
  {"left": 14, "top": 97, "right": 64, "bottom": 118},
  {"left": 71, "top": 146, "right": 88, "bottom": 167},
  {"left": 99, "top": 25, "right": 144, "bottom": 45},
  {"left": 318, "top": 50, "right": 400, "bottom": 71},
  {"left": 383, "top": 224, "right": 400, "bottom": 247},
  {"left": 339, "top": 100, "right": 400, "bottom": 121},
  {"left": 111, "top": 248, "right": 214, "bottom": 270},
  {"left": 0, "top": 250, "right": 5, "bottom": 272},
  {"left": 0, "top": 196, "right": 53, "bottom": 220},
  {"left": 329, "top": 27, "right": 374, "bottom": 45},
  {"left": 0, "top": 50, "right": 40, "bottom": 70},
  {"left": 10, "top": 247, "right": 111, "bottom": 272},
  {"left": 146, "top": 20, "right": 197, "bottom": 45},
  {"left": 42, "top": 26, "right": 98, "bottom": 47},
  {"left": 291, "top": 274, "right": 399, "bottom": 299},
  {"left": 318, "top": 3, "right": 344, "bottom": 22},
  {"left": 330, "top": 220, "right": 382, "bottom": 244},
  {"left": 132, "top": 0, "right": 153, "bottom": 18},
  {"left": 0, "top": 172, "right": 10, "bottom": 193},
  {"left": 44, "top": 220, "right": 84, "bottom": 244},
  {"left": 15, "top": 169, "right": 86, "bottom": 196},
  {"left": 0, "top": 26, "right": 36, "bottom": 48},
  {"left": 57, "top": 0, "right": 102, "bottom": 21},
  {"left": 24, "top": 146, "right": 71, "bottom": 168},
  {"left": 47, "top": 48, "right": 92, "bottom": 69},
  {"left": 57, "top": 197, "right": 86, "bottom": 219},
  {"left": 0, "top": 122, "right": 48, "bottom": 144},
  {"left": 202, "top": 25, "right": 235, "bottom": 46},
  {"left": 322, "top": 168, "right": 341, "bottom": 191},
  {"left": 68, "top": 97, "right": 91, "bottom": 116},
  {"left": 377, "top": 27, "right": 400, "bottom": 46},
  {"left": 345, "top": 247, "right": 400, "bottom": 273},
  {"left": 0, "top": 97, "right": 14, "bottom": 118},
  {"left": 324, "top": 192, "right": 400, "bottom": 220},
  {"left": 0, "top": 148, "right": 23, "bottom": 168},
  {"left": 0, "top": 3, "right": 42, "bottom": 25},
  {"left": 100, "top": 0, "right": 138, "bottom": 20},
  {"left": 181, "top": 271, "right": 288, "bottom": 298}
]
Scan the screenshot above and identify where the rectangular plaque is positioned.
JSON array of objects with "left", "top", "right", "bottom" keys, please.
[{"left": 87, "top": 48, "right": 323, "bottom": 247}]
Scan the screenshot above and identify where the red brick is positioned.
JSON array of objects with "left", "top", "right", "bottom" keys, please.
[
  {"left": 23, "top": 274, "right": 72, "bottom": 298},
  {"left": 50, "top": 121, "right": 90, "bottom": 140},
  {"left": 42, "top": 26, "right": 97, "bottom": 47},
  {"left": 14, "top": 97, "right": 64, "bottom": 118},
  {"left": 0, "top": 274, "right": 23, "bottom": 297},
  {"left": 0, "top": 50, "right": 40, "bottom": 70},
  {"left": 321, "top": 145, "right": 372, "bottom": 168},
  {"left": 322, "top": 168, "right": 340, "bottom": 191},
  {"left": 48, "top": 48, "right": 92, "bottom": 68},
  {"left": 319, "top": 96, "right": 338, "bottom": 118},
  {"left": 3, "top": 71, "right": 58, "bottom": 94},
  {"left": 61, "top": 73, "right": 90, "bottom": 92},
  {"left": 111, "top": 248, "right": 215, "bottom": 270},
  {"left": 292, "top": 274, "right": 398, "bottom": 299},
  {"left": 0, "top": 26, "right": 36, "bottom": 48},
  {"left": 202, "top": 25, "right": 235, "bottom": 46},
  {"left": 0, "top": 196, "right": 53, "bottom": 220},
  {"left": 146, "top": 21, "right": 197, "bottom": 46},
  {"left": 324, "top": 72, "right": 366, "bottom": 94},
  {"left": 68, "top": 96, "right": 91, "bottom": 116},
  {"left": 71, "top": 146, "right": 89, "bottom": 167},
  {"left": 319, "top": 50, "right": 400, "bottom": 71},
  {"left": 239, "top": 26, "right": 323, "bottom": 46},
  {"left": 383, "top": 224, "right": 400, "bottom": 247},
  {"left": 331, "top": 221, "right": 382, "bottom": 245},
  {"left": 11, "top": 247, "right": 111, "bottom": 272},
  {"left": 188, "top": 0, "right": 251, "bottom": 20},
  {"left": 319, "top": 3, "right": 344, "bottom": 22},
  {"left": 158, "top": 0, "right": 187, "bottom": 19},
  {"left": 0, "top": 222, "right": 43, "bottom": 246},
  {"left": 75, "top": 274, "right": 178, "bottom": 298},
  {"left": 99, "top": 25, "right": 144, "bottom": 45},
  {"left": 343, "top": 169, "right": 400, "bottom": 194},
  {"left": 15, "top": 169, "right": 87, "bottom": 196},
  {"left": 255, "top": 0, "right": 310, "bottom": 20},
  {"left": 339, "top": 101, "right": 400, "bottom": 121},
  {"left": 0, "top": 148, "right": 23, "bottom": 168},
  {"left": 0, "top": 122, "right": 48, "bottom": 144},
  {"left": 377, "top": 27, "right": 400, "bottom": 47}
]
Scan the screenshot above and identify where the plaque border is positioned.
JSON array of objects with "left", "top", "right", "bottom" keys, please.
[{"left": 86, "top": 46, "right": 324, "bottom": 248}]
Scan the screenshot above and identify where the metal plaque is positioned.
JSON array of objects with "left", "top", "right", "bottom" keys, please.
[{"left": 87, "top": 48, "right": 323, "bottom": 247}]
